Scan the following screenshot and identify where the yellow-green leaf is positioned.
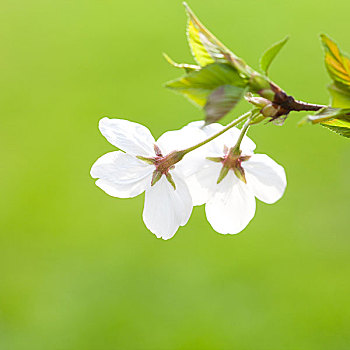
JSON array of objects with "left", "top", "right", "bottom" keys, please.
[
  {"left": 321, "top": 118, "right": 350, "bottom": 138},
  {"left": 165, "top": 62, "right": 248, "bottom": 122},
  {"left": 259, "top": 36, "right": 289, "bottom": 76},
  {"left": 308, "top": 106, "right": 350, "bottom": 124},
  {"left": 163, "top": 53, "right": 200, "bottom": 73},
  {"left": 184, "top": 2, "right": 235, "bottom": 67},
  {"left": 321, "top": 34, "right": 350, "bottom": 91},
  {"left": 308, "top": 105, "right": 350, "bottom": 138},
  {"left": 328, "top": 83, "right": 350, "bottom": 108}
]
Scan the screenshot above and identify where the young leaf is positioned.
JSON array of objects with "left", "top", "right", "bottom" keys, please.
[
  {"left": 183, "top": 2, "right": 235, "bottom": 67},
  {"left": 166, "top": 62, "right": 248, "bottom": 122},
  {"left": 308, "top": 106, "right": 350, "bottom": 138},
  {"left": 328, "top": 83, "right": 350, "bottom": 108},
  {"left": 204, "top": 85, "right": 246, "bottom": 124},
  {"left": 321, "top": 118, "right": 350, "bottom": 138},
  {"left": 163, "top": 53, "right": 200, "bottom": 73},
  {"left": 321, "top": 34, "right": 350, "bottom": 91},
  {"left": 308, "top": 106, "right": 350, "bottom": 124},
  {"left": 259, "top": 36, "right": 289, "bottom": 76}
]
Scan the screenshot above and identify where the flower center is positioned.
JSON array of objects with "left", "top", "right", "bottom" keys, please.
[
  {"left": 153, "top": 148, "right": 175, "bottom": 176},
  {"left": 207, "top": 146, "right": 250, "bottom": 184},
  {"left": 137, "top": 144, "right": 186, "bottom": 190}
]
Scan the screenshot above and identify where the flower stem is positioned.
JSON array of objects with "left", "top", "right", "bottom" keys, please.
[
  {"left": 182, "top": 111, "right": 252, "bottom": 156},
  {"left": 230, "top": 112, "right": 255, "bottom": 154}
]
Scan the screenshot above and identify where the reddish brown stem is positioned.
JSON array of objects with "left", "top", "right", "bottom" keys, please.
[{"left": 269, "top": 83, "right": 326, "bottom": 117}]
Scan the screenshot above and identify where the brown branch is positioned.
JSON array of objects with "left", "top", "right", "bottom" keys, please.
[
  {"left": 269, "top": 83, "right": 326, "bottom": 117},
  {"left": 288, "top": 100, "right": 325, "bottom": 112}
]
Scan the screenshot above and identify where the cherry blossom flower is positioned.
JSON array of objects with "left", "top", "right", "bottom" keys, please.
[
  {"left": 90, "top": 117, "right": 203, "bottom": 240},
  {"left": 183, "top": 122, "right": 287, "bottom": 235}
]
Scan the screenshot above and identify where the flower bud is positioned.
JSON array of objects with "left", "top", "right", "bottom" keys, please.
[
  {"left": 261, "top": 103, "right": 282, "bottom": 118},
  {"left": 245, "top": 93, "right": 271, "bottom": 108}
]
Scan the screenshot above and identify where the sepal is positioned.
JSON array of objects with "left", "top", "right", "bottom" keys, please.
[
  {"left": 217, "top": 165, "right": 229, "bottom": 184},
  {"left": 151, "top": 170, "right": 162, "bottom": 186},
  {"left": 166, "top": 173, "right": 176, "bottom": 190}
]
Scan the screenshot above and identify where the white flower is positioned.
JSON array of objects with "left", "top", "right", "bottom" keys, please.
[
  {"left": 90, "top": 117, "right": 203, "bottom": 240},
  {"left": 183, "top": 122, "right": 287, "bottom": 235}
]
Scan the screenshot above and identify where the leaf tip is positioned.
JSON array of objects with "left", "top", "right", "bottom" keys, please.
[
  {"left": 162, "top": 52, "right": 172, "bottom": 64},
  {"left": 163, "top": 81, "right": 172, "bottom": 89},
  {"left": 320, "top": 33, "right": 333, "bottom": 48},
  {"left": 182, "top": 2, "right": 190, "bottom": 11},
  {"left": 259, "top": 35, "right": 290, "bottom": 76},
  {"left": 320, "top": 33, "right": 327, "bottom": 41},
  {"left": 182, "top": 1, "right": 190, "bottom": 14},
  {"left": 182, "top": 1, "right": 195, "bottom": 19},
  {"left": 297, "top": 116, "right": 309, "bottom": 127}
]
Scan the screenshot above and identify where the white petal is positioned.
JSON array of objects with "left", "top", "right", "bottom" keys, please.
[
  {"left": 185, "top": 121, "right": 256, "bottom": 154},
  {"left": 215, "top": 127, "right": 256, "bottom": 154},
  {"left": 156, "top": 123, "right": 210, "bottom": 181},
  {"left": 243, "top": 154, "right": 287, "bottom": 204},
  {"left": 99, "top": 117, "right": 155, "bottom": 157},
  {"left": 91, "top": 151, "right": 153, "bottom": 198},
  {"left": 142, "top": 174, "right": 193, "bottom": 240},
  {"left": 184, "top": 160, "right": 222, "bottom": 206},
  {"left": 156, "top": 123, "right": 206, "bottom": 155},
  {"left": 240, "top": 133, "right": 256, "bottom": 153},
  {"left": 205, "top": 171, "right": 256, "bottom": 234},
  {"left": 186, "top": 121, "right": 223, "bottom": 136}
]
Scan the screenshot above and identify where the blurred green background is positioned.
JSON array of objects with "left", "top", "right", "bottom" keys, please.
[{"left": 0, "top": 0, "right": 349, "bottom": 349}]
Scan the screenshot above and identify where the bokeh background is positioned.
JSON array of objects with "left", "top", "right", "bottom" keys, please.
[{"left": 1, "top": 0, "right": 349, "bottom": 349}]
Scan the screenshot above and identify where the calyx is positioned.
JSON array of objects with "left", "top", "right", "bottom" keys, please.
[
  {"left": 207, "top": 147, "right": 251, "bottom": 184},
  {"left": 137, "top": 144, "right": 185, "bottom": 190}
]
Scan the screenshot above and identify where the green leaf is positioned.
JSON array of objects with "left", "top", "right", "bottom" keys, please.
[
  {"left": 308, "top": 106, "right": 350, "bottom": 124},
  {"left": 308, "top": 106, "right": 350, "bottom": 138},
  {"left": 166, "top": 62, "right": 248, "bottom": 122},
  {"left": 321, "top": 34, "right": 350, "bottom": 92},
  {"left": 183, "top": 2, "right": 235, "bottom": 67},
  {"left": 259, "top": 36, "right": 289, "bottom": 76},
  {"left": 321, "top": 35, "right": 350, "bottom": 116},
  {"left": 328, "top": 83, "right": 350, "bottom": 108},
  {"left": 163, "top": 53, "right": 200, "bottom": 73},
  {"left": 204, "top": 85, "right": 246, "bottom": 124},
  {"left": 321, "top": 118, "right": 350, "bottom": 138}
]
